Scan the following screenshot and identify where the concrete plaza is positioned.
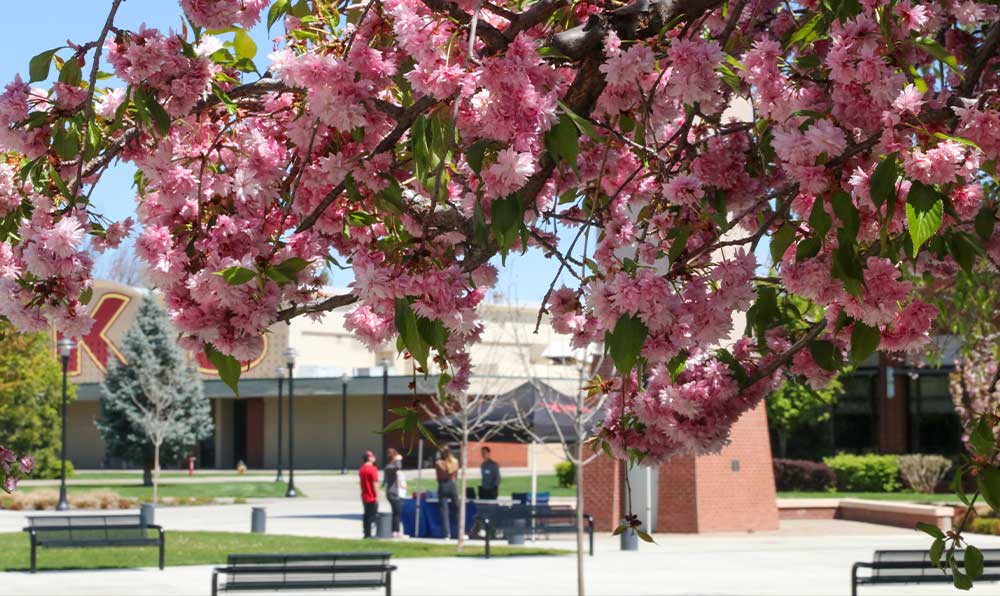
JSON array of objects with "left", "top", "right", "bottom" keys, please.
[{"left": 3, "top": 474, "right": 999, "bottom": 595}]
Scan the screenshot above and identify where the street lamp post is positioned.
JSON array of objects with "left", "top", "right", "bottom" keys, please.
[
  {"left": 380, "top": 359, "right": 390, "bottom": 459},
  {"left": 56, "top": 337, "right": 75, "bottom": 511},
  {"left": 284, "top": 349, "right": 297, "bottom": 498},
  {"left": 275, "top": 368, "right": 285, "bottom": 483},
  {"left": 340, "top": 373, "right": 350, "bottom": 475}
]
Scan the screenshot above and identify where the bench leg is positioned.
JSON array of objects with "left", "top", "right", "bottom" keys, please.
[
  {"left": 851, "top": 563, "right": 859, "bottom": 596},
  {"left": 211, "top": 570, "right": 218, "bottom": 596},
  {"left": 29, "top": 536, "right": 36, "bottom": 574},
  {"left": 484, "top": 520, "right": 492, "bottom": 559},
  {"left": 386, "top": 569, "right": 392, "bottom": 596},
  {"left": 159, "top": 530, "right": 165, "bottom": 570}
]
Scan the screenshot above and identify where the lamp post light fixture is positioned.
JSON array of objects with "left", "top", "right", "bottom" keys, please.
[
  {"left": 340, "top": 373, "right": 350, "bottom": 475},
  {"left": 275, "top": 367, "right": 285, "bottom": 483},
  {"left": 56, "top": 337, "right": 75, "bottom": 511},
  {"left": 284, "top": 348, "right": 297, "bottom": 498}
]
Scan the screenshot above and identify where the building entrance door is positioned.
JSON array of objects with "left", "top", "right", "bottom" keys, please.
[
  {"left": 233, "top": 398, "right": 265, "bottom": 468},
  {"left": 626, "top": 464, "right": 659, "bottom": 532}
]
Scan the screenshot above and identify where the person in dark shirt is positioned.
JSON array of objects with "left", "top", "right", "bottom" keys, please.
[
  {"left": 382, "top": 447, "right": 403, "bottom": 537},
  {"left": 478, "top": 446, "right": 501, "bottom": 500},
  {"left": 359, "top": 450, "right": 379, "bottom": 538}
]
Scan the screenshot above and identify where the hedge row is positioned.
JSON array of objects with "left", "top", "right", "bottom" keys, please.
[{"left": 775, "top": 453, "right": 953, "bottom": 493}]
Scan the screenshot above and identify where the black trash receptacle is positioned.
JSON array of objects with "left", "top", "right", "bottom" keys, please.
[
  {"left": 251, "top": 507, "right": 267, "bottom": 533},
  {"left": 376, "top": 512, "right": 393, "bottom": 538}
]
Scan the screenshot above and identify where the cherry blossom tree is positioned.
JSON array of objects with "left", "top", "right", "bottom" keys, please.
[{"left": 1, "top": 0, "right": 1000, "bottom": 586}]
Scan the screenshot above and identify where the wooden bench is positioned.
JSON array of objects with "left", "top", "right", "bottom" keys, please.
[
  {"left": 476, "top": 506, "right": 593, "bottom": 558},
  {"left": 22, "top": 513, "right": 164, "bottom": 573},
  {"left": 212, "top": 552, "right": 396, "bottom": 596},
  {"left": 852, "top": 548, "right": 1000, "bottom": 595}
]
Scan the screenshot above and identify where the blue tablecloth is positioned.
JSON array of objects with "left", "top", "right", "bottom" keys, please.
[{"left": 401, "top": 496, "right": 477, "bottom": 538}]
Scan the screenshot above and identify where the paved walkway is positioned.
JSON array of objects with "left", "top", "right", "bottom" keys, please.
[{"left": 5, "top": 519, "right": 1000, "bottom": 595}]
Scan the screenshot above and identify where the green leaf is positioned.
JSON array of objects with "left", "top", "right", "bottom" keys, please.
[
  {"left": 869, "top": 154, "right": 899, "bottom": 207},
  {"left": 233, "top": 29, "right": 257, "bottom": 61},
  {"left": 667, "top": 226, "right": 690, "bottom": 264},
  {"left": 808, "top": 340, "right": 841, "bottom": 372},
  {"left": 906, "top": 182, "right": 943, "bottom": 257},
  {"left": 466, "top": 141, "right": 489, "bottom": 176},
  {"left": 975, "top": 207, "right": 995, "bottom": 240},
  {"left": 264, "top": 266, "right": 294, "bottom": 284},
  {"left": 205, "top": 344, "right": 241, "bottom": 397},
  {"left": 929, "top": 538, "right": 945, "bottom": 567},
  {"left": 394, "top": 299, "right": 430, "bottom": 371},
  {"left": 914, "top": 37, "right": 962, "bottom": 77},
  {"left": 965, "top": 545, "right": 985, "bottom": 579},
  {"left": 416, "top": 317, "right": 449, "bottom": 352},
  {"left": 770, "top": 223, "right": 796, "bottom": 263},
  {"left": 949, "top": 233, "right": 976, "bottom": 275},
  {"left": 214, "top": 266, "right": 256, "bottom": 286},
  {"left": 544, "top": 114, "right": 580, "bottom": 172},
  {"left": 969, "top": 416, "right": 996, "bottom": 457},
  {"left": 58, "top": 57, "right": 82, "bottom": 86},
  {"left": 274, "top": 257, "right": 310, "bottom": 280},
  {"left": 831, "top": 191, "right": 859, "bottom": 240},
  {"left": 808, "top": 196, "right": 832, "bottom": 237},
  {"left": 786, "top": 12, "right": 824, "bottom": 49},
  {"left": 916, "top": 521, "right": 945, "bottom": 540},
  {"left": 606, "top": 313, "right": 648, "bottom": 376},
  {"left": 490, "top": 195, "right": 523, "bottom": 253},
  {"left": 636, "top": 530, "right": 655, "bottom": 544},
  {"left": 53, "top": 125, "right": 81, "bottom": 160},
  {"left": 977, "top": 466, "right": 1000, "bottom": 512},
  {"left": 267, "top": 0, "right": 291, "bottom": 31},
  {"left": 79, "top": 287, "right": 93, "bottom": 306},
  {"left": 795, "top": 236, "right": 822, "bottom": 261},
  {"left": 716, "top": 348, "right": 749, "bottom": 385},
  {"left": 28, "top": 48, "right": 60, "bottom": 83},
  {"left": 557, "top": 101, "right": 598, "bottom": 140},
  {"left": 850, "top": 322, "right": 880, "bottom": 365},
  {"left": 348, "top": 211, "right": 377, "bottom": 226}
]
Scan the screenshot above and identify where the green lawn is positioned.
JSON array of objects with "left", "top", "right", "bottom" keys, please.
[
  {"left": 778, "top": 491, "right": 961, "bottom": 503},
  {"left": 409, "top": 473, "right": 575, "bottom": 498},
  {"left": 0, "top": 531, "right": 568, "bottom": 571},
  {"left": 19, "top": 481, "right": 291, "bottom": 500}
]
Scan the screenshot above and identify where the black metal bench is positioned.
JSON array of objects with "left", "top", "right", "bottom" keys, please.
[
  {"left": 22, "top": 513, "right": 164, "bottom": 573},
  {"left": 212, "top": 552, "right": 397, "bottom": 596},
  {"left": 476, "top": 506, "right": 593, "bottom": 558},
  {"left": 852, "top": 548, "right": 1000, "bottom": 595}
]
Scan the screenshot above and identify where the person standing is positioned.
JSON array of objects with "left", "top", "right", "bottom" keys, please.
[
  {"left": 478, "top": 446, "right": 501, "bottom": 500},
  {"left": 359, "top": 450, "right": 379, "bottom": 538},
  {"left": 383, "top": 447, "right": 405, "bottom": 537},
  {"left": 435, "top": 446, "right": 459, "bottom": 539}
]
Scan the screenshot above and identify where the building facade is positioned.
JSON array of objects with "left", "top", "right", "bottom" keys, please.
[{"left": 62, "top": 280, "right": 582, "bottom": 471}]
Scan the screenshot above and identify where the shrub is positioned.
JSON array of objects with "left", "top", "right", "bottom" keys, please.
[
  {"left": 898, "top": 454, "right": 953, "bottom": 493},
  {"left": 823, "top": 453, "right": 901, "bottom": 492},
  {"left": 968, "top": 517, "right": 1000, "bottom": 536},
  {"left": 773, "top": 458, "right": 836, "bottom": 491},
  {"left": 555, "top": 460, "right": 576, "bottom": 488}
]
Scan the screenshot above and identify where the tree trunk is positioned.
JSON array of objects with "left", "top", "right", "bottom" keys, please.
[
  {"left": 152, "top": 442, "right": 161, "bottom": 504},
  {"left": 142, "top": 460, "right": 153, "bottom": 486},
  {"left": 777, "top": 429, "right": 787, "bottom": 459},
  {"left": 457, "top": 428, "right": 468, "bottom": 551},
  {"left": 575, "top": 442, "right": 585, "bottom": 596}
]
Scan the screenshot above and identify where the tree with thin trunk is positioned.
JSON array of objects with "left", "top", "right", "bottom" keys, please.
[
  {"left": 508, "top": 340, "right": 609, "bottom": 596},
  {"left": 97, "top": 295, "right": 212, "bottom": 498}
]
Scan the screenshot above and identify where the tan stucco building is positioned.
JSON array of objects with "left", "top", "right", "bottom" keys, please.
[{"left": 63, "top": 280, "right": 581, "bottom": 471}]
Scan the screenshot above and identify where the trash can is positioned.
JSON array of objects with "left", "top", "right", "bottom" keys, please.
[
  {"left": 140, "top": 503, "right": 155, "bottom": 527},
  {"left": 251, "top": 507, "right": 267, "bottom": 533},
  {"left": 620, "top": 524, "right": 638, "bottom": 551},
  {"left": 376, "top": 512, "right": 393, "bottom": 538},
  {"left": 507, "top": 518, "right": 526, "bottom": 545}
]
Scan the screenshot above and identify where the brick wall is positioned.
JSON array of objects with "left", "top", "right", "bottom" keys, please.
[
  {"left": 465, "top": 441, "right": 528, "bottom": 467},
  {"left": 585, "top": 403, "right": 779, "bottom": 533},
  {"left": 689, "top": 404, "right": 780, "bottom": 532},
  {"left": 582, "top": 455, "right": 623, "bottom": 531}
]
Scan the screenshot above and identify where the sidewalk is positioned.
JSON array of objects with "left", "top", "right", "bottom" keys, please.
[{"left": 4, "top": 519, "right": 999, "bottom": 595}]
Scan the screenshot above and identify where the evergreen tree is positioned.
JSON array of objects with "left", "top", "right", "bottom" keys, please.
[
  {"left": 97, "top": 294, "right": 212, "bottom": 493},
  {"left": 0, "top": 322, "right": 72, "bottom": 479}
]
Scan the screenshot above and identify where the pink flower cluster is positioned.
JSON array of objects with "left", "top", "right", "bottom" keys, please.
[{"left": 180, "top": 0, "right": 269, "bottom": 29}]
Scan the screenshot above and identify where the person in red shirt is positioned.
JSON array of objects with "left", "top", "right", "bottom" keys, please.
[{"left": 359, "top": 450, "right": 379, "bottom": 538}]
